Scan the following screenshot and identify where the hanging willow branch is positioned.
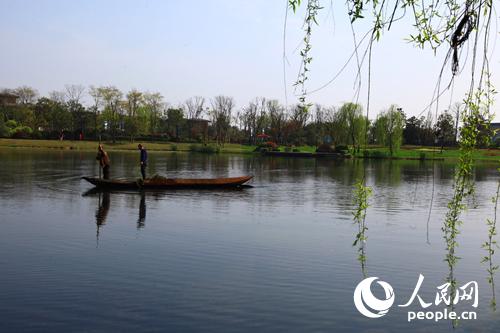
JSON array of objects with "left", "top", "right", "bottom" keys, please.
[
  {"left": 288, "top": 0, "right": 497, "bottom": 288},
  {"left": 290, "top": 0, "right": 322, "bottom": 105},
  {"left": 353, "top": 179, "right": 373, "bottom": 276}
]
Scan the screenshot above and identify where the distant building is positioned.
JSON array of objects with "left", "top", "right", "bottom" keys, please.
[
  {"left": 186, "top": 118, "right": 210, "bottom": 142},
  {"left": 0, "top": 92, "right": 19, "bottom": 106}
]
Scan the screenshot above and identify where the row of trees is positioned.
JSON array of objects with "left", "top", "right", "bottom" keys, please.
[
  {"left": 0, "top": 85, "right": 202, "bottom": 142},
  {"left": 1, "top": 85, "right": 494, "bottom": 150}
]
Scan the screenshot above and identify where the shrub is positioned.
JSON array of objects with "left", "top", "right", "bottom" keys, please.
[
  {"left": 419, "top": 152, "right": 426, "bottom": 160},
  {"left": 370, "top": 150, "right": 388, "bottom": 159},
  {"left": 31, "top": 130, "right": 43, "bottom": 139},
  {"left": 335, "top": 145, "right": 349, "bottom": 153},
  {"left": 11, "top": 126, "right": 33, "bottom": 139},
  {"left": 170, "top": 144, "right": 178, "bottom": 151},
  {"left": 189, "top": 144, "right": 219, "bottom": 154},
  {"left": 316, "top": 143, "right": 334, "bottom": 153},
  {"left": 0, "top": 118, "right": 7, "bottom": 138},
  {"left": 292, "top": 148, "right": 300, "bottom": 152},
  {"left": 284, "top": 146, "right": 292, "bottom": 152},
  {"left": 5, "top": 120, "right": 17, "bottom": 129},
  {"left": 343, "top": 152, "right": 353, "bottom": 158},
  {"left": 266, "top": 141, "right": 277, "bottom": 148},
  {"left": 258, "top": 141, "right": 278, "bottom": 149},
  {"left": 491, "top": 137, "right": 500, "bottom": 148}
]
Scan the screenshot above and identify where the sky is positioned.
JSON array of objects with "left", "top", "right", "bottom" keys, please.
[{"left": 0, "top": 0, "right": 498, "bottom": 120}]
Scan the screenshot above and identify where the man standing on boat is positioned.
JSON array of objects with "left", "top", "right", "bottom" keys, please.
[
  {"left": 138, "top": 144, "right": 148, "bottom": 180},
  {"left": 96, "top": 144, "right": 110, "bottom": 179}
]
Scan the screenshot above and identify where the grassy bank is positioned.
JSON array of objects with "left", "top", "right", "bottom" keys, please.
[
  {"left": 357, "top": 146, "right": 500, "bottom": 161},
  {"left": 0, "top": 139, "right": 255, "bottom": 154},
  {"left": 0, "top": 138, "right": 499, "bottom": 161}
]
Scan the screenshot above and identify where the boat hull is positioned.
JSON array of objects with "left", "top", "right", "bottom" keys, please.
[{"left": 82, "top": 176, "right": 253, "bottom": 189}]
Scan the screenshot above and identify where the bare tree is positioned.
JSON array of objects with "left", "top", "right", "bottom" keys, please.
[
  {"left": 312, "top": 104, "right": 326, "bottom": 145},
  {"left": 49, "top": 90, "right": 66, "bottom": 104},
  {"left": 184, "top": 96, "right": 205, "bottom": 120},
  {"left": 267, "top": 100, "right": 286, "bottom": 144},
  {"left": 451, "top": 102, "right": 463, "bottom": 144},
  {"left": 65, "top": 84, "right": 85, "bottom": 104},
  {"left": 184, "top": 96, "right": 205, "bottom": 140},
  {"left": 14, "top": 86, "right": 38, "bottom": 104},
  {"left": 63, "top": 85, "right": 86, "bottom": 135},
  {"left": 210, "top": 96, "right": 234, "bottom": 145},
  {"left": 240, "top": 97, "right": 269, "bottom": 144},
  {"left": 89, "top": 86, "right": 103, "bottom": 138}
]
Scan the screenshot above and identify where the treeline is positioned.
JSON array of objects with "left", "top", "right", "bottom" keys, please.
[{"left": 0, "top": 85, "right": 495, "bottom": 149}]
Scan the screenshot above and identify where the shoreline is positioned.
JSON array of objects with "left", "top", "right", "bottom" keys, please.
[{"left": 0, "top": 138, "right": 499, "bottom": 161}]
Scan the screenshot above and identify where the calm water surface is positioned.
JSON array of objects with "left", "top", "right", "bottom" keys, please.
[{"left": 0, "top": 148, "right": 499, "bottom": 332}]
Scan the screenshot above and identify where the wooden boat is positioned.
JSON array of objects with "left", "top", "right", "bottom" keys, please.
[{"left": 82, "top": 175, "right": 253, "bottom": 189}]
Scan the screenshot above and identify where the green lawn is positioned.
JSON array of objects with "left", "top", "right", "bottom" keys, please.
[{"left": 356, "top": 146, "right": 500, "bottom": 161}]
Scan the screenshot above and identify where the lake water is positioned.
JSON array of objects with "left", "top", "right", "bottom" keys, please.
[{"left": 0, "top": 148, "right": 499, "bottom": 332}]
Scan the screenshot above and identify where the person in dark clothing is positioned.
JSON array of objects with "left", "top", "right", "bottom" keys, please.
[
  {"left": 138, "top": 144, "right": 148, "bottom": 180},
  {"left": 96, "top": 144, "right": 111, "bottom": 179}
]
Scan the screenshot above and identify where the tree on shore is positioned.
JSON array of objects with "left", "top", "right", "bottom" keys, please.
[
  {"left": 337, "top": 102, "right": 367, "bottom": 152},
  {"left": 184, "top": 96, "right": 205, "bottom": 140},
  {"left": 89, "top": 86, "right": 103, "bottom": 138},
  {"left": 125, "top": 89, "right": 144, "bottom": 142},
  {"left": 166, "top": 108, "right": 184, "bottom": 140},
  {"left": 99, "top": 86, "right": 122, "bottom": 143},
  {"left": 14, "top": 86, "right": 38, "bottom": 105},
  {"left": 210, "top": 96, "right": 234, "bottom": 146},
  {"left": 143, "top": 92, "right": 164, "bottom": 134},
  {"left": 267, "top": 100, "right": 287, "bottom": 145},
  {"left": 434, "top": 112, "right": 456, "bottom": 151},
  {"left": 374, "top": 106, "right": 404, "bottom": 155}
]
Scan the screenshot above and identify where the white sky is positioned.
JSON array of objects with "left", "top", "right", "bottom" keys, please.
[{"left": 0, "top": 0, "right": 498, "bottom": 121}]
